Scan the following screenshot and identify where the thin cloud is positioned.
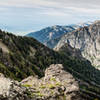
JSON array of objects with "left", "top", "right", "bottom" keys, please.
[
  {"left": 41, "top": 11, "right": 70, "bottom": 16},
  {"left": 0, "top": 0, "right": 100, "bottom": 34},
  {"left": 1, "top": 0, "right": 100, "bottom": 14},
  {"left": 67, "top": 7, "right": 100, "bottom": 14},
  {"left": 0, "top": 0, "right": 60, "bottom": 8}
]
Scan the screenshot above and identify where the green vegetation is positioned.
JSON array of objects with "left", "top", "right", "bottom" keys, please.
[
  {"left": 55, "top": 82, "right": 61, "bottom": 86},
  {"left": 35, "top": 92, "right": 44, "bottom": 97},
  {"left": 0, "top": 30, "right": 100, "bottom": 99},
  {"left": 30, "top": 90, "right": 44, "bottom": 98},
  {"left": 47, "top": 84, "right": 55, "bottom": 89},
  {"left": 94, "top": 98, "right": 99, "bottom": 100},
  {"left": 0, "top": 30, "right": 61, "bottom": 80},
  {"left": 50, "top": 77, "right": 56, "bottom": 81},
  {"left": 22, "top": 84, "right": 32, "bottom": 88},
  {"left": 39, "top": 84, "right": 46, "bottom": 89}
]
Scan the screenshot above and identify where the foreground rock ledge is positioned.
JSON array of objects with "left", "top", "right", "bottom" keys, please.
[{"left": 0, "top": 64, "right": 99, "bottom": 100}]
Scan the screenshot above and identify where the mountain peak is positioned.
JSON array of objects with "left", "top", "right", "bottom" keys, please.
[
  {"left": 55, "top": 21, "right": 100, "bottom": 67},
  {"left": 26, "top": 25, "right": 75, "bottom": 44}
]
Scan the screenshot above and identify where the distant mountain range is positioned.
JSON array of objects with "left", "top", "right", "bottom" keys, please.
[
  {"left": 26, "top": 25, "right": 74, "bottom": 45},
  {"left": 26, "top": 22, "right": 93, "bottom": 48}
]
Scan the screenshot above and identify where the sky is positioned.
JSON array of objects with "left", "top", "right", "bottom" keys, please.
[{"left": 0, "top": 0, "right": 100, "bottom": 35}]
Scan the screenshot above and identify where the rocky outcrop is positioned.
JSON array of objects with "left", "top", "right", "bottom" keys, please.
[
  {"left": 55, "top": 21, "right": 100, "bottom": 68},
  {"left": 0, "top": 64, "right": 100, "bottom": 100},
  {"left": 21, "top": 64, "right": 92, "bottom": 100},
  {"left": 0, "top": 64, "right": 82, "bottom": 100},
  {"left": 0, "top": 73, "right": 29, "bottom": 100},
  {"left": 0, "top": 40, "right": 9, "bottom": 53}
]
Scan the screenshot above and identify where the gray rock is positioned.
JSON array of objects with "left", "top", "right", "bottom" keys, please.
[
  {"left": 21, "top": 64, "right": 83, "bottom": 100},
  {"left": 0, "top": 73, "right": 30, "bottom": 100},
  {"left": 55, "top": 21, "right": 100, "bottom": 68}
]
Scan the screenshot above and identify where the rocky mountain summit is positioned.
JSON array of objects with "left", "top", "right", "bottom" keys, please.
[{"left": 55, "top": 21, "right": 100, "bottom": 68}]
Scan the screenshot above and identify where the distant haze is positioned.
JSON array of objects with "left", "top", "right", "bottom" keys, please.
[{"left": 0, "top": 0, "right": 100, "bottom": 35}]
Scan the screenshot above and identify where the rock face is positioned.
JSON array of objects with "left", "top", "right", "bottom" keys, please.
[
  {"left": 21, "top": 64, "right": 87, "bottom": 100},
  {"left": 0, "top": 73, "right": 29, "bottom": 100},
  {"left": 55, "top": 21, "right": 100, "bottom": 68},
  {"left": 0, "top": 40, "right": 9, "bottom": 53},
  {"left": 44, "top": 64, "right": 80, "bottom": 99}
]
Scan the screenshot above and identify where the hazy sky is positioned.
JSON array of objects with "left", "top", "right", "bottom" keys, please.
[{"left": 0, "top": 0, "right": 100, "bottom": 35}]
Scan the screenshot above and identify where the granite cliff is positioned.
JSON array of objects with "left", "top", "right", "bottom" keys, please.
[{"left": 55, "top": 21, "right": 100, "bottom": 68}]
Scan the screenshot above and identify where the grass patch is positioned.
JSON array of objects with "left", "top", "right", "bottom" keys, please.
[
  {"left": 50, "top": 77, "right": 56, "bottom": 81},
  {"left": 39, "top": 84, "right": 46, "bottom": 89},
  {"left": 48, "top": 84, "right": 55, "bottom": 89},
  {"left": 55, "top": 82, "right": 62, "bottom": 86},
  {"left": 22, "top": 84, "right": 32, "bottom": 87}
]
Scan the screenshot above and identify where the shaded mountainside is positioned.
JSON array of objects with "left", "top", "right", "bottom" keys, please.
[
  {"left": 45, "top": 36, "right": 62, "bottom": 49},
  {"left": 0, "top": 30, "right": 61, "bottom": 80},
  {"left": 55, "top": 21, "right": 100, "bottom": 68},
  {"left": 0, "top": 30, "right": 100, "bottom": 99}
]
